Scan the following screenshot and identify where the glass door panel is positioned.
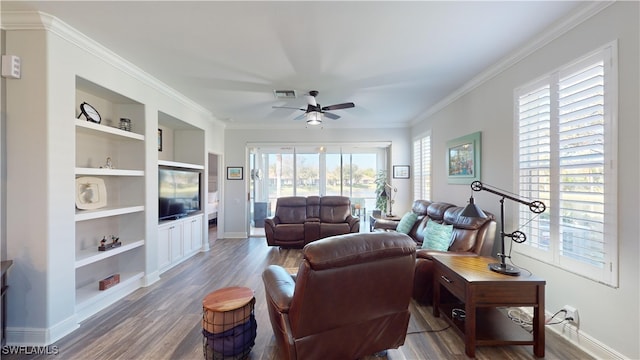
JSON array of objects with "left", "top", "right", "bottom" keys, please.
[{"left": 295, "top": 147, "right": 320, "bottom": 196}]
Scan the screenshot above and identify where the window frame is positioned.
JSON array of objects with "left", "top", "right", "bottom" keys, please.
[
  {"left": 412, "top": 131, "right": 432, "bottom": 201},
  {"left": 513, "top": 42, "right": 618, "bottom": 287}
]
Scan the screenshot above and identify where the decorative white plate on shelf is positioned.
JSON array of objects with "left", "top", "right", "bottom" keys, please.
[{"left": 76, "top": 177, "right": 107, "bottom": 210}]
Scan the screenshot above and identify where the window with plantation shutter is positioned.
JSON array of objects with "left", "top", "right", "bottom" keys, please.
[
  {"left": 413, "top": 133, "right": 431, "bottom": 201},
  {"left": 515, "top": 43, "right": 617, "bottom": 286}
]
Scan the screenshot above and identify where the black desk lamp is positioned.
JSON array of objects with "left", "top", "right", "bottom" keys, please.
[{"left": 462, "top": 181, "right": 546, "bottom": 276}]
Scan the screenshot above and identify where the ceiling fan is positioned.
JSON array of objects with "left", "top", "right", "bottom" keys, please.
[{"left": 272, "top": 90, "right": 355, "bottom": 125}]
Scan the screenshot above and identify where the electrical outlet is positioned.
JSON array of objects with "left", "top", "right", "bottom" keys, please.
[{"left": 563, "top": 305, "right": 579, "bottom": 325}]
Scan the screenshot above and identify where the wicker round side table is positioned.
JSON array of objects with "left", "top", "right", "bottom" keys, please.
[{"left": 202, "top": 286, "right": 256, "bottom": 360}]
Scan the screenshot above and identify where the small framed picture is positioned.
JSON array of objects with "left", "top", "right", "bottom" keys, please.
[
  {"left": 227, "top": 166, "right": 243, "bottom": 180},
  {"left": 158, "top": 129, "right": 163, "bottom": 152},
  {"left": 393, "top": 165, "right": 410, "bottom": 179}
]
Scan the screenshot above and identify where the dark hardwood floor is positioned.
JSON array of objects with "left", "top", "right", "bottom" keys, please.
[{"left": 6, "top": 227, "right": 593, "bottom": 359}]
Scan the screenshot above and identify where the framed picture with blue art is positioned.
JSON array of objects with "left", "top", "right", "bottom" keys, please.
[{"left": 446, "top": 131, "right": 481, "bottom": 184}]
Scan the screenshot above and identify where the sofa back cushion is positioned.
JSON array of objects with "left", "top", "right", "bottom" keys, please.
[
  {"left": 412, "top": 202, "right": 455, "bottom": 244},
  {"left": 306, "top": 196, "right": 321, "bottom": 219},
  {"left": 274, "top": 196, "right": 308, "bottom": 224},
  {"left": 319, "top": 196, "right": 351, "bottom": 223},
  {"left": 411, "top": 200, "right": 432, "bottom": 217},
  {"left": 444, "top": 207, "right": 496, "bottom": 254}
]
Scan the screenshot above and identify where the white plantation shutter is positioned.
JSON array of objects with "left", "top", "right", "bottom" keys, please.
[
  {"left": 516, "top": 44, "right": 617, "bottom": 286},
  {"left": 413, "top": 133, "right": 431, "bottom": 201},
  {"left": 517, "top": 82, "right": 551, "bottom": 253}
]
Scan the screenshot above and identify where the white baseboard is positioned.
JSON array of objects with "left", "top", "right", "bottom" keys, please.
[
  {"left": 6, "top": 316, "right": 79, "bottom": 346},
  {"left": 144, "top": 271, "right": 161, "bottom": 287},
  {"left": 224, "top": 232, "right": 248, "bottom": 239}
]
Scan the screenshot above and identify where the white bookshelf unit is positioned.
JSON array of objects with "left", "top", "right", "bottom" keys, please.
[{"left": 74, "top": 77, "right": 146, "bottom": 322}]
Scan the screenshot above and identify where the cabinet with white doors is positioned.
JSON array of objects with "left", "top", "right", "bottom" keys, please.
[{"left": 158, "top": 213, "right": 204, "bottom": 273}]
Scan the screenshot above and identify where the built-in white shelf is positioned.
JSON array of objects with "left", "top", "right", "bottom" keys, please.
[
  {"left": 75, "top": 205, "right": 145, "bottom": 221},
  {"left": 75, "top": 118, "right": 145, "bottom": 141},
  {"left": 158, "top": 160, "right": 204, "bottom": 170},
  {"left": 75, "top": 240, "right": 145, "bottom": 269},
  {"left": 75, "top": 271, "right": 144, "bottom": 321},
  {"left": 75, "top": 167, "right": 145, "bottom": 176}
]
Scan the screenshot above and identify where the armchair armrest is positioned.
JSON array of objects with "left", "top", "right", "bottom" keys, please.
[
  {"left": 346, "top": 215, "right": 360, "bottom": 233},
  {"left": 373, "top": 217, "right": 400, "bottom": 231},
  {"left": 262, "top": 265, "right": 296, "bottom": 313}
]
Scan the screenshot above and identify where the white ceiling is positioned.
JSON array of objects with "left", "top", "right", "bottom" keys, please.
[{"left": 2, "top": 1, "right": 588, "bottom": 129}]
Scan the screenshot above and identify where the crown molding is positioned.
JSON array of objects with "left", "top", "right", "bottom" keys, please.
[
  {"left": 410, "top": 1, "right": 615, "bottom": 126},
  {"left": 1, "top": 10, "right": 222, "bottom": 125}
]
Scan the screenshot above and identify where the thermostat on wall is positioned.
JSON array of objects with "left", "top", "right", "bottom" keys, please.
[{"left": 2, "top": 55, "right": 21, "bottom": 79}]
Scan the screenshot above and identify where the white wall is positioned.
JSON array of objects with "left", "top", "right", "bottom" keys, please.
[
  {"left": 223, "top": 127, "right": 411, "bottom": 238},
  {"left": 412, "top": 3, "right": 639, "bottom": 358}
]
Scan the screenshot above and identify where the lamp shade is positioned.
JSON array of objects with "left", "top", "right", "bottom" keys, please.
[{"left": 461, "top": 196, "right": 488, "bottom": 218}]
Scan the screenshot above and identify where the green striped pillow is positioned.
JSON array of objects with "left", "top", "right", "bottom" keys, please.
[{"left": 421, "top": 219, "right": 454, "bottom": 251}]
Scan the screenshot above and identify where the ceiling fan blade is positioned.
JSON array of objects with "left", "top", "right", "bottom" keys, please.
[
  {"left": 323, "top": 112, "right": 341, "bottom": 120},
  {"left": 322, "top": 102, "right": 355, "bottom": 111},
  {"left": 273, "top": 106, "right": 305, "bottom": 111},
  {"left": 293, "top": 113, "right": 307, "bottom": 121}
]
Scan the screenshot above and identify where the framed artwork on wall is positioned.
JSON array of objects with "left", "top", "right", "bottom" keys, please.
[
  {"left": 446, "top": 131, "right": 481, "bottom": 184},
  {"left": 393, "top": 165, "right": 410, "bottom": 179},
  {"left": 227, "top": 167, "right": 243, "bottom": 180}
]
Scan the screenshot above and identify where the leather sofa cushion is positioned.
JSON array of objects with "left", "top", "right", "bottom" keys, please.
[
  {"left": 411, "top": 200, "right": 431, "bottom": 216},
  {"left": 426, "top": 202, "right": 455, "bottom": 222},
  {"left": 319, "top": 196, "right": 351, "bottom": 223},
  {"left": 319, "top": 223, "right": 351, "bottom": 239},
  {"left": 274, "top": 224, "right": 305, "bottom": 241},
  {"left": 306, "top": 196, "right": 321, "bottom": 219},
  {"left": 444, "top": 207, "right": 495, "bottom": 252},
  {"left": 274, "top": 197, "right": 308, "bottom": 224}
]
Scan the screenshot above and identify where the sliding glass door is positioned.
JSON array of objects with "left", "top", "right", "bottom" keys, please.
[{"left": 248, "top": 144, "right": 387, "bottom": 232}]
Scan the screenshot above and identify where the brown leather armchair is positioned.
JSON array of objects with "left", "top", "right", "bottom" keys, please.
[{"left": 262, "top": 232, "right": 416, "bottom": 360}]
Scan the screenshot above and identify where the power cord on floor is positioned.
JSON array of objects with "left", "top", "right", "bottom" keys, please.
[
  {"left": 506, "top": 307, "right": 574, "bottom": 333},
  {"left": 406, "top": 325, "right": 451, "bottom": 334}
]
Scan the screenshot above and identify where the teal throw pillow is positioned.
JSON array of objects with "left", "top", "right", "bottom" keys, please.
[
  {"left": 421, "top": 220, "right": 454, "bottom": 251},
  {"left": 396, "top": 212, "right": 418, "bottom": 234}
]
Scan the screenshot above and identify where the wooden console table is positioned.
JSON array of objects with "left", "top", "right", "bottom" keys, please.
[{"left": 432, "top": 255, "right": 545, "bottom": 358}]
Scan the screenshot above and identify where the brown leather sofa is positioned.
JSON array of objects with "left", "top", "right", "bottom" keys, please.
[
  {"left": 262, "top": 232, "right": 416, "bottom": 360},
  {"left": 374, "top": 200, "right": 497, "bottom": 304},
  {"left": 264, "top": 196, "right": 360, "bottom": 247}
]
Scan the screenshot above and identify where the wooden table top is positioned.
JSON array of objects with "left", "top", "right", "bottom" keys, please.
[
  {"left": 432, "top": 255, "right": 545, "bottom": 284},
  {"left": 202, "top": 286, "right": 254, "bottom": 312}
]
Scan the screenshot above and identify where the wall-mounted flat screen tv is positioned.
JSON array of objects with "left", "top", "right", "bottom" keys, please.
[{"left": 159, "top": 166, "right": 201, "bottom": 221}]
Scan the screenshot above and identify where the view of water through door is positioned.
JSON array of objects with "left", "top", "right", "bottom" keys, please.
[{"left": 248, "top": 144, "right": 388, "bottom": 236}]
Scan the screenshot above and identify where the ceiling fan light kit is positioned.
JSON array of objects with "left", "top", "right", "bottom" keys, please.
[
  {"left": 272, "top": 90, "right": 355, "bottom": 126},
  {"left": 306, "top": 111, "right": 322, "bottom": 125}
]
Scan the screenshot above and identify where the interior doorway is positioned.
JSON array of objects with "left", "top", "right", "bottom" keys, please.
[{"left": 207, "top": 153, "right": 221, "bottom": 242}]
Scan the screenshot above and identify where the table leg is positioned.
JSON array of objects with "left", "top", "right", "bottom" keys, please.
[
  {"left": 533, "top": 284, "right": 546, "bottom": 357},
  {"left": 465, "top": 289, "right": 476, "bottom": 358}
]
